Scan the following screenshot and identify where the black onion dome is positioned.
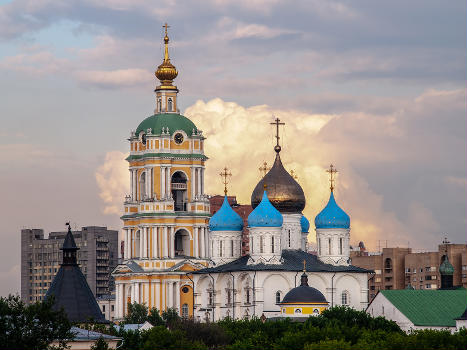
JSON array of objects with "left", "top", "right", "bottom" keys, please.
[
  {"left": 281, "top": 273, "right": 327, "bottom": 304},
  {"left": 251, "top": 153, "right": 305, "bottom": 213}
]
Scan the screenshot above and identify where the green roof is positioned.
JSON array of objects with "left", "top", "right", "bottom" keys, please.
[
  {"left": 440, "top": 258, "right": 455, "bottom": 275},
  {"left": 381, "top": 289, "right": 467, "bottom": 327},
  {"left": 135, "top": 113, "right": 197, "bottom": 137}
]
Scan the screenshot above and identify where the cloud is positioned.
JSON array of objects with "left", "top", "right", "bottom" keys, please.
[
  {"left": 95, "top": 151, "right": 129, "bottom": 214},
  {"left": 75, "top": 68, "right": 152, "bottom": 88}
]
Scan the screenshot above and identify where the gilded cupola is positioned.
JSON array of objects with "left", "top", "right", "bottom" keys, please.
[{"left": 155, "top": 23, "right": 178, "bottom": 89}]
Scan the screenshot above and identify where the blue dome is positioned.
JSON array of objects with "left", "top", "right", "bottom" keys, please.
[
  {"left": 300, "top": 215, "right": 310, "bottom": 233},
  {"left": 209, "top": 196, "right": 244, "bottom": 231},
  {"left": 248, "top": 191, "right": 283, "bottom": 228},
  {"left": 314, "top": 192, "right": 350, "bottom": 229}
]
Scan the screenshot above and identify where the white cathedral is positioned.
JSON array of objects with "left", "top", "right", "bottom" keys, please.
[{"left": 112, "top": 26, "right": 370, "bottom": 322}]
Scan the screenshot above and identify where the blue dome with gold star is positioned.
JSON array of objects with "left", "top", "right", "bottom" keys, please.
[
  {"left": 301, "top": 215, "right": 310, "bottom": 233},
  {"left": 248, "top": 191, "right": 283, "bottom": 227},
  {"left": 315, "top": 192, "right": 350, "bottom": 229},
  {"left": 209, "top": 196, "right": 244, "bottom": 232}
]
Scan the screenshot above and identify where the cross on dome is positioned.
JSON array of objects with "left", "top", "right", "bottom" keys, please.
[
  {"left": 270, "top": 117, "right": 285, "bottom": 153},
  {"left": 259, "top": 162, "right": 270, "bottom": 178},
  {"left": 219, "top": 167, "right": 232, "bottom": 195},
  {"left": 326, "top": 164, "right": 338, "bottom": 192}
]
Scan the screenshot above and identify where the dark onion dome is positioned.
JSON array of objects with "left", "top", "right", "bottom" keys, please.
[
  {"left": 300, "top": 215, "right": 310, "bottom": 233},
  {"left": 314, "top": 192, "right": 350, "bottom": 229},
  {"left": 135, "top": 113, "right": 197, "bottom": 137},
  {"left": 440, "top": 256, "right": 454, "bottom": 275},
  {"left": 251, "top": 153, "right": 306, "bottom": 213},
  {"left": 281, "top": 272, "right": 327, "bottom": 304},
  {"left": 46, "top": 225, "right": 106, "bottom": 323},
  {"left": 248, "top": 191, "right": 283, "bottom": 227},
  {"left": 209, "top": 196, "right": 244, "bottom": 231}
]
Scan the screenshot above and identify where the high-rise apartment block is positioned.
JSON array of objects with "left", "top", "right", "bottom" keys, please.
[
  {"left": 21, "top": 226, "right": 119, "bottom": 303},
  {"left": 351, "top": 243, "right": 467, "bottom": 302}
]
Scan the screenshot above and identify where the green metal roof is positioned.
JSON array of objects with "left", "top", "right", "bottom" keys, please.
[
  {"left": 380, "top": 289, "right": 467, "bottom": 327},
  {"left": 126, "top": 152, "right": 207, "bottom": 161},
  {"left": 135, "top": 113, "right": 197, "bottom": 137}
]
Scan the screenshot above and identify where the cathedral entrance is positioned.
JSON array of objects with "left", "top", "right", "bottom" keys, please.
[
  {"left": 171, "top": 171, "right": 187, "bottom": 211},
  {"left": 174, "top": 229, "right": 190, "bottom": 256}
]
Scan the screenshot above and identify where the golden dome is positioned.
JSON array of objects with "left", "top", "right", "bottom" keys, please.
[
  {"left": 155, "top": 24, "right": 178, "bottom": 86},
  {"left": 251, "top": 153, "right": 306, "bottom": 213}
]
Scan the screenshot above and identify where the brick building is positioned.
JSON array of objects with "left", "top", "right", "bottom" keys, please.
[
  {"left": 350, "top": 243, "right": 467, "bottom": 302},
  {"left": 209, "top": 195, "right": 253, "bottom": 255},
  {"left": 21, "top": 226, "right": 119, "bottom": 303}
]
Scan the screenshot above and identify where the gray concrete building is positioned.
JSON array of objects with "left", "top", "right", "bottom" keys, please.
[{"left": 21, "top": 226, "right": 119, "bottom": 303}]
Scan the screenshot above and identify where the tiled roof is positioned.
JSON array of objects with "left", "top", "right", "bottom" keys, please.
[
  {"left": 380, "top": 289, "right": 467, "bottom": 327},
  {"left": 71, "top": 327, "right": 121, "bottom": 341},
  {"left": 193, "top": 250, "right": 371, "bottom": 274}
]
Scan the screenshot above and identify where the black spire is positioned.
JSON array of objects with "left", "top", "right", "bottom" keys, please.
[{"left": 46, "top": 223, "right": 106, "bottom": 323}]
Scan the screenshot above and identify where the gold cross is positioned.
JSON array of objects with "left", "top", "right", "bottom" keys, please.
[
  {"left": 259, "top": 162, "right": 270, "bottom": 178},
  {"left": 219, "top": 167, "right": 232, "bottom": 195},
  {"left": 290, "top": 170, "right": 298, "bottom": 180},
  {"left": 163, "top": 23, "right": 170, "bottom": 35},
  {"left": 326, "top": 164, "right": 338, "bottom": 192},
  {"left": 270, "top": 117, "right": 285, "bottom": 153}
]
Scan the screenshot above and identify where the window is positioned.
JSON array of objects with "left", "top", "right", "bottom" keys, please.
[
  {"left": 260, "top": 236, "right": 264, "bottom": 253},
  {"left": 328, "top": 238, "right": 331, "bottom": 255},
  {"left": 426, "top": 284, "right": 431, "bottom": 289},
  {"left": 111, "top": 305, "right": 114, "bottom": 312},
  {"left": 246, "top": 289, "right": 250, "bottom": 304},
  {"left": 251, "top": 237, "right": 253, "bottom": 254},
  {"left": 271, "top": 236, "right": 275, "bottom": 253},
  {"left": 219, "top": 241, "right": 223, "bottom": 257},
  {"left": 208, "top": 291, "right": 214, "bottom": 306},
  {"left": 168, "top": 98, "right": 173, "bottom": 112},
  {"left": 374, "top": 269, "right": 381, "bottom": 275},
  {"left": 102, "top": 305, "right": 106, "bottom": 312},
  {"left": 227, "top": 290, "right": 232, "bottom": 305},
  {"left": 182, "top": 304, "right": 189, "bottom": 318},
  {"left": 339, "top": 238, "right": 343, "bottom": 255},
  {"left": 158, "top": 98, "right": 162, "bottom": 111},
  {"left": 230, "top": 240, "right": 234, "bottom": 257},
  {"left": 341, "top": 291, "right": 349, "bottom": 305},
  {"left": 275, "top": 291, "right": 281, "bottom": 304},
  {"left": 318, "top": 238, "right": 321, "bottom": 255},
  {"left": 288, "top": 230, "right": 291, "bottom": 248}
]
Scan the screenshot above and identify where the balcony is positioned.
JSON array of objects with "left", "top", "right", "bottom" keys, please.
[{"left": 171, "top": 183, "right": 187, "bottom": 190}]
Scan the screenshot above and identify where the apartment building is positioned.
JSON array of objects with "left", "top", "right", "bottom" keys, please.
[{"left": 21, "top": 226, "right": 119, "bottom": 303}]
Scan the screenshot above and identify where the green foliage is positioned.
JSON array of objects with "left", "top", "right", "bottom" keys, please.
[
  {"left": 143, "top": 325, "right": 207, "bottom": 350},
  {"left": 304, "top": 339, "right": 353, "bottom": 350},
  {"left": 90, "top": 336, "right": 110, "bottom": 350},
  {"left": 162, "top": 307, "right": 181, "bottom": 328},
  {"left": 116, "top": 329, "right": 146, "bottom": 350},
  {"left": 147, "top": 307, "right": 165, "bottom": 326},
  {"left": 0, "top": 294, "right": 73, "bottom": 350},
  {"left": 122, "top": 302, "right": 149, "bottom": 324}
]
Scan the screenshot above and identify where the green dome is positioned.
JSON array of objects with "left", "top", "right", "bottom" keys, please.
[
  {"left": 440, "top": 257, "right": 454, "bottom": 275},
  {"left": 135, "top": 113, "right": 197, "bottom": 137}
]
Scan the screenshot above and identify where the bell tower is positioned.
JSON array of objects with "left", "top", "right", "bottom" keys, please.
[{"left": 113, "top": 24, "right": 210, "bottom": 321}]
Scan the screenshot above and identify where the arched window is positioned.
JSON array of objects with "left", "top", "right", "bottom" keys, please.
[
  {"left": 182, "top": 303, "right": 189, "bottom": 318},
  {"left": 139, "top": 172, "right": 146, "bottom": 200},
  {"left": 158, "top": 98, "right": 162, "bottom": 112},
  {"left": 219, "top": 240, "right": 223, "bottom": 257},
  {"left": 246, "top": 289, "right": 250, "bottom": 304},
  {"left": 328, "top": 238, "right": 332, "bottom": 255},
  {"left": 168, "top": 98, "right": 173, "bottom": 111},
  {"left": 275, "top": 291, "right": 281, "bottom": 304},
  {"left": 341, "top": 291, "right": 349, "bottom": 305},
  {"left": 260, "top": 236, "right": 264, "bottom": 253},
  {"left": 251, "top": 237, "right": 254, "bottom": 254},
  {"left": 318, "top": 238, "right": 321, "bottom": 255},
  {"left": 339, "top": 237, "right": 343, "bottom": 255},
  {"left": 288, "top": 230, "right": 291, "bottom": 248},
  {"left": 230, "top": 240, "right": 234, "bottom": 257},
  {"left": 271, "top": 236, "right": 275, "bottom": 253}
]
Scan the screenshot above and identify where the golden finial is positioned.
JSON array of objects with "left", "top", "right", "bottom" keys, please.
[
  {"left": 303, "top": 259, "right": 306, "bottom": 272},
  {"left": 290, "top": 170, "right": 298, "bottom": 180},
  {"left": 263, "top": 183, "right": 268, "bottom": 191},
  {"left": 259, "top": 162, "right": 270, "bottom": 178},
  {"left": 155, "top": 23, "right": 178, "bottom": 86},
  {"left": 270, "top": 117, "right": 285, "bottom": 153},
  {"left": 326, "top": 164, "right": 338, "bottom": 192},
  {"left": 219, "top": 167, "right": 232, "bottom": 196}
]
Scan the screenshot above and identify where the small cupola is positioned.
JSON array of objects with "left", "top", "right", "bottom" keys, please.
[
  {"left": 209, "top": 196, "right": 244, "bottom": 232},
  {"left": 248, "top": 191, "right": 283, "bottom": 228},
  {"left": 300, "top": 215, "right": 310, "bottom": 233}
]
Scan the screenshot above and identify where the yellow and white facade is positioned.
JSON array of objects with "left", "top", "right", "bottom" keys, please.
[{"left": 112, "top": 26, "right": 210, "bottom": 320}]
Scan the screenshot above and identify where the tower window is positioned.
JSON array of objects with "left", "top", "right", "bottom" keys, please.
[
  {"left": 341, "top": 291, "right": 349, "bottom": 305},
  {"left": 260, "top": 236, "right": 264, "bottom": 253},
  {"left": 319, "top": 238, "right": 321, "bottom": 255},
  {"left": 288, "top": 230, "right": 291, "bottom": 248},
  {"left": 219, "top": 241, "right": 223, "bottom": 257},
  {"left": 328, "top": 238, "right": 331, "bottom": 255},
  {"left": 251, "top": 237, "right": 254, "bottom": 254},
  {"left": 168, "top": 98, "right": 173, "bottom": 112},
  {"left": 182, "top": 303, "right": 189, "bottom": 318},
  {"left": 158, "top": 98, "right": 162, "bottom": 112},
  {"left": 271, "top": 236, "right": 275, "bottom": 253},
  {"left": 339, "top": 238, "right": 343, "bottom": 255},
  {"left": 230, "top": 240, "right": 234, "bottom": 257},
  {"left": 246, "top": 289, "right": 250, "bottom": 304},
  {"left": 275, "top": 291, "right": 281, "bottom": 304}
]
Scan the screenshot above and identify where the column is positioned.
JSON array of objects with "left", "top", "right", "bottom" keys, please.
[
  {"left": 151, "top": 226, "right": 156, "bottom": 259},
  {"left": 168, "top": 282, "right": 173, "bottom": 308},
  {"left": 115, "top": 284, "right": 121, "bottom": 318},
  {"left": 166, "top": 167, "right": 171, "bottom": 198},
  {"left": 193, "top": 227, "right": 199, "bottom": 258},
  {"left": 135, "top": 283, "right": 140, "bottom": 304},
  {"left": 191, "top": 167, "right": 195, "bottom": 200},
  {"left": 145, "top": 168, "right": 150, "bottom": 199},
  {"left": 200, "top": 168, "right": 204, "bottom": 195},
  {"left": 199, "top": 227, "right": 205, "bottom": 258},
  {"left": 161, "top": 167, "right": 165, "bottom": 199},
  {"left": 130, "top": 170, "right": 134, "bottom": 200},
  {"left": 155, "top": 280, "right": 161, "bottom": 310},
  {"left": 139, "top": 229, "right": 143, "bottom": 258},
  {"left": 133, "top": 169, "right": 138, "bottom": 201},
  {"left": 175, "top": 281, "right": 180, "bottom": 313},
  {"left": 143, "top": 227, "right": 148, "bottom": 258},
  {"left": 130, "top": 283, "right": 135, "bottom": 303},
  {"left": 163, "top": 226, "right": 168, "bottom": 258},
  {"left": 170, "top": 227, "right": 175, "bottom": 258},
  {"left": 162, "top": 281, "right": 166, "bottom": 310},
  {"left": 204, "top": 227, "right": 209, "bottom": 258},
  {"left": 197, "top": 168, "right": 201, "bottom": 196}
]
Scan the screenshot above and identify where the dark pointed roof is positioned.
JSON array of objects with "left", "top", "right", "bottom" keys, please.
[
  {"left": 46, "top": 224, "right": 107, "bottom": 323},
  {"left": 280, "top": 272, "right": 328, "bottom": 304}
]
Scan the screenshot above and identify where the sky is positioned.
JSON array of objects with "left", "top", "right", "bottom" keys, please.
[{"left": 0, "top": 0, "right": 465, "bottom": 297}]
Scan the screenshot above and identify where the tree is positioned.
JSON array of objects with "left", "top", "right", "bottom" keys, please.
[
  {"left": 162, "top": 307, "right": 181, "bottom": 329},
  {"left": 147, "top": 307, "right": 165, "bottom": 326},
  {"left": 90, "top": 336, "right": 110, "bottom": 350},
  {"left": 123, "top": 302, "right": 148, "bottom": 324},
  {"left": 0, "top": 294, "right": 73, "bottom": 350}
]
